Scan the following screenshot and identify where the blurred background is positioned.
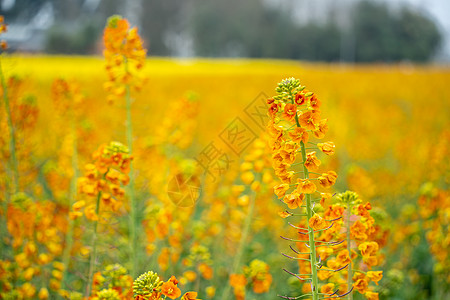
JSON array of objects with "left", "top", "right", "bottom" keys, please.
[{"left": 1, "top": 0, "right": 449, "bottom": 63}]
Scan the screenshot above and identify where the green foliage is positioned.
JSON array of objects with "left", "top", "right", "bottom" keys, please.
[
  {"left": 45, "top": 21, "right": 100, "bottom": 54},
  {"left": 189, "top": 0, "right": 441, "bottom": 62},
  {"left": 353, "top": 1, "right": 441, "bottom": 62}
]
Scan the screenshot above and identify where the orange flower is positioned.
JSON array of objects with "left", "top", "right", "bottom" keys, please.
[
  {"left": 365, "top": 291, "right": 379, "bottom": 300},
  {"left": 268, "top": 103, "right": 280, "bottom": 118},
  {"left": 147, "top": 292, "right": 162, "bottom": 300},
  {"left": 297, "top": 179, "right": 317, "bottom": 194},
  {"left": 233, "top": 286, "right": 245, "bottom": 300},
  {"left": 298, "top": 111, "right": 319, "bottom": 130},
  {"left": 199, "top": 263, "right": 213, "bottom": 280},
  {"left": 253, "top": 273, "right": 272, "bottom": 293},
  {"left": 230, "top": 274, "right": 247, "bottom": 287},
  {"left": 324, "top": 204, "right": 345, "bottom": 219},
  {"left": 183, "top": 271, "right": 197, "bottom": 282},
  {"left": 105, "top": 168, "right": 121, "bottom": 184},
  {"left": 356, "top": 204, "right": 370, "bottom": 218},
  {"left": 279, "top": 171, "right": 294, "bottom": 184},
  {"left": 318, "top": 171, "right": 338, "bottom": 188},
  {"left": 304, "top": 151, "right": 321, "bottom": 171},
  {"left": 160, "top": 281, "right": 181, "bottom": 299},
  {"left": 309, "top": 94, "right": 321, "bottom": 109},
  {"left": 84, "top": 205, "right": 98, "bottom": 221},
  {"left": 289, "top": 127, "right": 309, "bottom": 144},
  {"left": 283, "top": 192, "right": 305, "bottom": 209},
  {"left": 278, "top": 211, "right": 293, "bottom": 218},
  {"left": 320, "top": 283, "right": 335, "bottom": 294},
  {"left": 274, "top": 183, "right": 290, "bottom": 199},
  {"left": 169, "top": 275, "right": 179, "bottom": 285},
  {"left": 358, "top": 242, "right": 379, "bottom": 267},
  {"left": 317, "top": 141, "right": 335, "bottom": 155},
  {"left": 181, "top": 292, "right": 199, "bottom": 300},
  {"left": 318, "top": 270, "right": 332, "bottom": 280},
  {"left": 353, "top": 278, "right": 369, "bottom": 294},
  {"left": 320, "top": 193, "right": 332, "bottom": 207},
  {"left": 358, "top": 241, "right": 379, "bottom": 257},
  {"left": 313, "top": 119, "right": 328, "bottom": 139},
  {"left": 363, "top": 256, "right": 379, "bottom": 268},
  {"left": 309, "top": 213, "right": 327, "bottom": 230},
  {"left": 367, "top": 271, "right": 383, "bottom": 285},
  {"left": 336, "top": 249, "right": 351, "bottom": 266},
  {"left": 283, "top": 103, "right": 297, "bottom": 121},
  {"left": 351, "top": 220, "right": 368, "bottom": 240},
  {"left": 295, "top": 92, "right": 307, "bottom": 105},
  {"left": 280, "top": 148, "right": 296, "bottom": 164}
]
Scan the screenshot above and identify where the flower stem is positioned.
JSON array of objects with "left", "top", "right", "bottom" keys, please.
[
  {"left": 62, "top": 110, "right": 78, "bottom": 289},
  {"left": 293, "top": 90, "right": 319, "bottom": 300},
  {"left": 86, "top": 190, "right": 102, "bottom": 297},
  {"left": 0, "top": 57, "right": 18, "bottom": 194},
  {"left": 300, "top": 140, "right": 319, "bottom": 300},
  {"left": 221, "top": 188, "right": 257, "bottom": 300},
  {"left": 124, "top": 57, "right": 138, "bottom": 278},
  {"left": 346, "top": 204, "right": 353, "bottom": 300}
]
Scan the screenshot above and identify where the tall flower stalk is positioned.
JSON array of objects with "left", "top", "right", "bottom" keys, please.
[
  {"left": 0, "top": 18, "right": 18, "bottom": 196},
  {"left": 70, "top": 142, "right": 132, "bottom": 297},
  {"left": 103, "top": 15, "right": 146, "bottom": 277},
  {"left": 51, "top": 78, "right": 83, "bottom": 288},
  {"left": 267, "top": 78, "right": 351, "bottom": 299}
]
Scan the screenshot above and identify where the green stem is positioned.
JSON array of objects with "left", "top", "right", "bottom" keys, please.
[
  {"left": 291, "top": 89, "right": 319, "bottom": 299},
  {"left": 124, "top": 58, "right": 137, "bottom": 278},
  {"left": 300, "top": 140, "right": 319, "bottom": 300},
  {"left": 347, "top": 204, "right": 353, "bottom": 300},
  {"left": 62, "top": 110, "right": 78, "bottom": 289},
  {"left": 220, "top": 189, "right": 257, "bottom": 300},
  {"left": 0, "top": 57, "right": 18, "bottom": 194},
  {"left": 85, "top": 190, "right": 102, "bottom": 297}
]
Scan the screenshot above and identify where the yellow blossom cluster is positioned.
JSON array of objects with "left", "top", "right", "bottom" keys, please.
[
  {"left": 71, "top": 141, "right": 132, "bottom": 221},
  {"left": 103, "top": 15, "right": 147, "bottom": 104}
]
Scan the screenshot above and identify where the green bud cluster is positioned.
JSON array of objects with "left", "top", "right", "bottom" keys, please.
[
  {"left": 274, "top": 77, "right": 305, "bottom": 103},
  {"left": 336, "top": 190, "right": 361, "bottom": 207},
  {"left": 103, "top": 141, "right": 130, "bottom": 158},
  {"left": 186, "top": 245, "right": 213, "bottom": 266},
  {"left": 103, "top": 264, "right": 128, "bottom": 289},
  {"left": 133, "top": 271, "right": 163, "bottom": 297},
  {"left": 96, "top": 288, "right": 120, "bottom": 300},
  {"left": 243, "top": 259, "right": 268, "bottom": 280},
  {"left": 11, "top": 192, "right": 32, "bottom": 209},
  {"left": 107, "top": 15, "right": 123, "bottom": 29}
]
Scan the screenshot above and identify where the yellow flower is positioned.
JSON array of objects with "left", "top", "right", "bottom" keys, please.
[
  {"left": 298, "top": 111, "right": 319, "bottom": 130},
  {"left": 283, "top": 192, "right": 305, "bottom": 209},
  {"left": 297, "top": 179, "right": 317, "bottom": 194},
  {"left": 274, "top": 183, "right": 290, "bottom": 199},
  {"left": 317, "top": 141, "right": 335, "bottom": 155},
  {"left": 288, "top": 127, "right": 309, "bottom": 144},
  {"left": 320, "top": 283, "right": 335, "bottom": 294},
  {"left": 351, "top": 220, "right": 368, "bottom": 240},
  {"left": 313, "top": 119, "right": 328, "bottom": 139},
  {"left": 38, "top": 288, "right": 49, "bottom": 300},
  {"left": 241, "top": 171, "right": 255, "bottom": 184},
  {"left": 336, "top": 249, "right": 351, "bottom": 266},
  {"left": 365, "top": 291, "right": 379, "bottom": 300},
  {"left": 304, "top": 151, "right": 321, "bottom": 171},
  {"left": 359, "top": 241, "right": 379, "bottom": 257},
  {"left": 353, "top": 278, "right": 369, "bottom": 294},
  {"left": 367, "top": 271, "right": 383, "bottom": 285},
  {"left": 309, "top": 213, "right": 327, "bottom": 230},
  {"left": 318, "top": 171, "right": 338, "bottom": 188},
  {"left": 183, "top": 271, "right": 197, "bottom": 282}
]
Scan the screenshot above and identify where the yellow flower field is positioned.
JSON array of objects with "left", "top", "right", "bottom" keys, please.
[{"left": 0, "top": 17, "right": 449, "bottom": 300}]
